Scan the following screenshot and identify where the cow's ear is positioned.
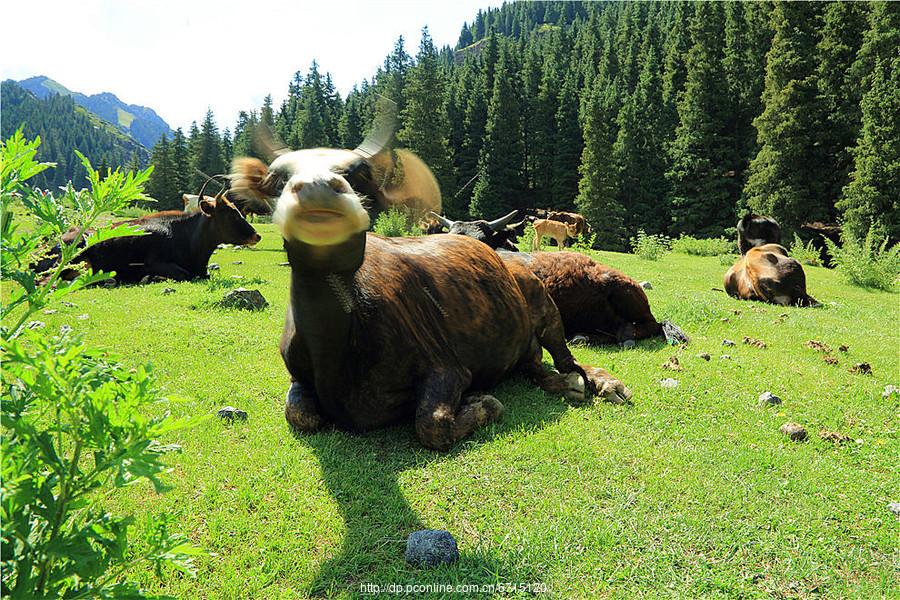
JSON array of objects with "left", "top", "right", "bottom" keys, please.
[
  {"left": 230, "top": 157, "right": 276, "bottom": 201},
  {"left": 199, "top": 198, "right": 215, "bottom": 216}
]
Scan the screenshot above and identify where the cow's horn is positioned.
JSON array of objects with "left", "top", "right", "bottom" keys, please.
[
  {"left": 487, "top": 210, "right": 519, "bottom": 231},
  {"left": 428, "top": 211, "right": 455, "bottom": 229},
  {"left": 197, "top": 174, "right": 229, "bottom": 204},
  {"left": 353, "top": 95, "right": 398, "bottom": 160}
]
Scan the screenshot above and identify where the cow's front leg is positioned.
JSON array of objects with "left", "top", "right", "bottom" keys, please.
[
  {"left": 285, "top": 380, "right": 324, "bottom": 433},
  {"left": 414, "top": 368, "right": 503, "bottom": 451}
]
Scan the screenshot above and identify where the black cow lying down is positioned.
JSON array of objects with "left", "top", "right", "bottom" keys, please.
[
  {"left": 35, "top": 192, "right": 260, "bottom": 284},
  {"left": 230, "top": 151, "right": 632, "bottom": 451}
]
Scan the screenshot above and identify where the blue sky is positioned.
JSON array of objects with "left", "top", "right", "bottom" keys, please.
[{"left": 2, "top": 0, "right": 505, "bottom": 132}]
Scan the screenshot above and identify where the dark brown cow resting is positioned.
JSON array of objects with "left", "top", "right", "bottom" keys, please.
[
  {"left": 36, "top": 193, "right": 260, "bottom": 284},
  {"left": 230, "top": 140, "right": 632, "bottom": 450},
  {"left": 428, "top": 210, "right": 520, "bottom": 251}
]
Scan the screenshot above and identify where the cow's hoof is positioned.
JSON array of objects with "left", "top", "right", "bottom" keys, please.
[
  {"left": 584, "top": 367, "right": 632, "bottom": 405},
  {"left": 285, "top": 383, "right": 322, "bottom": 433},
  {"left": 464, "top": 394, "right": 505, "bottom": 424},
  {"left": 563, "top": 372, "right": 587, "bottom": 403}
]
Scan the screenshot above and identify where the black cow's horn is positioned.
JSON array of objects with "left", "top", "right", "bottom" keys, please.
[
  {"left": 197, "top": 174, "right": 229, "bottom": 203},
  {"left": 353, "top": 95, "right": 398, "bottom": 160},
  {"left": 428, "top": 211, "right": 455, "bottom": 229},
  {"left": 487, "top": 210, "right": 519, "bottom": 231}
]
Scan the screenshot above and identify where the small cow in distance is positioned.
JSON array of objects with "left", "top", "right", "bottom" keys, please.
[
  {"left": 36, "top": 187, "right": 260, "bottom": 284},
  {"left": 547, "top": 211, "right": 589, "bottom": 239},
  {"left": 428, "top": 210, "right": 520, "bottom": 251},
  {"left": 737, "top": 214, "right": 781, "bottom": 254},
  {"left": 725, "top": 215, "right": 818, "bottom": 306},
  {"left": 533, "top": 218, "right": 579, "bottom": 251}
]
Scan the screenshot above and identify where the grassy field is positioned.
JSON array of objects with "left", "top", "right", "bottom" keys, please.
[{"left": 26, "top": 224, "right": 898, "bottom": 598}]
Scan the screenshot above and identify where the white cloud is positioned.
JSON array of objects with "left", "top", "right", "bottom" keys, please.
[{"left": 2, "top": 0, "right": 503, "bottom": 133}]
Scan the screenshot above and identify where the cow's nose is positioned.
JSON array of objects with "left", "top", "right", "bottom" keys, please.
[{"left": 252, "top": 233, "right": 261, "bottom": 243}]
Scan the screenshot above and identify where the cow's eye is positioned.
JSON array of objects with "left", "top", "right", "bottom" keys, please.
[{"left": 264, "top": 171, "right": 286, "bottom": 196}]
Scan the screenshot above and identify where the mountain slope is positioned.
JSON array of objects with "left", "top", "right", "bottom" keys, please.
[
  {"left": 2, "top": 80, "right": 150, "bottom": 189},
  {"left": 17, "top": 75, "right": 172, "bottom": 148}
]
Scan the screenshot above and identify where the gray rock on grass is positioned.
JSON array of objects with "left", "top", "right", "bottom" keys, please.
[
  {"left": 405, "top": 529, "right": 459, "bottom": 567},
  {"left": 659, "top": 378, "right": 679, "bottom": 389},
  {"left": 722, "top": 339, "right": 736, "bottom": 347},
  {"left": 780, "top": 422, "right": 807, "bottom": 442},
  {"left": 640, "top": 281, "right": 652, "bottom": 290},
  {"left": 220, "top": 288, "right": 268, "bottom": 311},
  {"left": 758, "top": 391, "right": 782, "bottom": 407},
  {"left": 882, "top": 385, "right": 899, "bottom": 399},
  {"left": 217, "top": 406, "right": 248, "bottom": 422},
  {"left": 888, "top": 503, "right": 900, "bottom": 520}
]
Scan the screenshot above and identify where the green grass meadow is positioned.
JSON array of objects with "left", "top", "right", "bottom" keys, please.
[{"left": 24, "top": 224, "right": 899, "bottom": 598}]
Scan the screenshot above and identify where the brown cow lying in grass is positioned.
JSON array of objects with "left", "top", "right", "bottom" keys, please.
[
  {"left": 724, "top": 215, "right": 818, "bottom": 306},
  {"left": 229, "top": 149, "right": 632, "bottom": 450},
  {"left": 533, "top": 218, "right": 579, "bottom": 251},
  {"left": 435, "top": 212, "right": 687, "bottom": 346}
]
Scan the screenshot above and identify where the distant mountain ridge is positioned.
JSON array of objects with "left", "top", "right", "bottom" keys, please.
[{"left": 17, "top": 75, "right": 172, "bottom": 148}]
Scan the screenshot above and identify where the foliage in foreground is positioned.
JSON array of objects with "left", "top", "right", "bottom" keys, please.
[
  {"left": 824, "top": 229, "right": 900, "bottom": 291},
  {"left": 789, "top": 233, "right": 824, "bottom": 267},
  {"left": 372, "top": 206, "right": 415, "bottom": 238},
  {"left": 671, "top": 235, "right": 735, "bottom": 257},
  {"left": 630, "top": 230, "right": 671, "bottom": 261},
  {"left": 1, "top": 131, "right": 205, "bottom": 598}
]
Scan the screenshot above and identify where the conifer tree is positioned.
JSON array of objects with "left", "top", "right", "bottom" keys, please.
[
  {"left": 398, "top": 28, "right": 454, "bottom": 203},
  {"left": 744, "top": 1, "right": 827, "bottom": 234},
  {"left": 576, "top": 79, "right": 625, "bottom": 249},
  {"left": 667, "top": 1, "right": 735, "bottom": 236},
  {"left": 470, "top": 46, "right": 524, "bottom": 218},
  {"left": 838, "top": 43, "right": 900, "bottom": 240},
  {"left": 550, "top": 71, "right": 583, "bottom": 210},
  {"left": 190, "top": 109, "right": 225, "bottom": 191},
  {"left": 170, "top": 127, "right": 190, "bottom": 196}
]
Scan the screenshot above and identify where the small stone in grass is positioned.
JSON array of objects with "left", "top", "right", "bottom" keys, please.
[
  {"left": 722, "top": 339, "right": 736, "bottom": 347},
  {"left": 405, "top": 530, "right": 459, "bottom": 567},
  {"left": 883, "top": 385, "right": 899, "bottom": 399},
  {"left": 888, "top": 503, "right": 900, "bottom": 520},
  {"left": 720, "top": 354, "right": 732, "bottom": 360},
  {"left": 163, "top": 287, "right": 176, "bottom": 295},
  {"left": 43, "top": 308, "right": 57, "bottom": 315},
  {"left": 818, "top": 430, "right": 850, "bottom": 444},
  {"left": 698, "top": 352, "right": 710, "bottom": 361},
  {"left": 220, "top": 288, "right": 268, "bottom": 311},
  {"left": 621, "top": 339, "right": 636, "bottom": 350},
  {"left": 27, "top": 321, "right": 45, "bottom": 329},
  {"left": 208, "top": 263, "right": 220, "bottom": 271},
  {"left": 838, "top": 344, "right": 849, "bottom": 353},
  {"left": 640, "top": 281, "right": 652, "bottom": 290},
  {"left": 659, "top": 378, "right": 679, "bottom": 389},
  {"left": 662, "top": 356, "right": 682, "bottom": 371},
  {"left": 780, "top": 422, "right": 807, "bottom": 442},
  {"left": 758, "top": 391, "right": 782, "bottom": 407},
  {"left": 77, "top": 314, "right": 89, "bottom": 320},
  {"left": 62, "top": 301, "right": 76, "bottom": 308},
  {"left": 59, "top": 325, "right": 73, "bottom": 335},
  {"left": 232, "top": 261, "right": 243, "bottom": 265},
  {"left": 279, "top": 262, "right": 290, "bottom": 267},
  {"left": 849, "top": 362, "right": 872, "bottom": 375},
  {"left": 217, "top": 406, "right": 248, "bottom": 422}
]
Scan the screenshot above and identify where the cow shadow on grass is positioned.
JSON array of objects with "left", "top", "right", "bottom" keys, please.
[{"left": 301, "top": 377, "right": 572, "bottom": 597}]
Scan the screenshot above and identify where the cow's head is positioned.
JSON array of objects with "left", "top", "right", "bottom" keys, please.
[
  {"left": 198, "top": 191, "right": 261, "bottom": 247},
  {"left": 737, "top": 214, "right": 781, "bottom": 255},
  {"left": 429, "top": 210, "right": 519, "bottom": 250}
]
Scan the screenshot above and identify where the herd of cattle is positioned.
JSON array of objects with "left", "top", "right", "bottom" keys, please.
[{"left": 35, "top": 133, "right": 819, "bottom": 449}]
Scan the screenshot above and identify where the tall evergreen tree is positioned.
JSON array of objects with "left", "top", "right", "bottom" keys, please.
[
  {"left": 470, "top": 46, "right": 524, "bottom": 218},
  {"left": 576, "top": 79, "right": 625, "bottom": 249},
  {"left": 148, "top": 135, "right": 176, "bottom": 208},
  {"left": 744, "top": 1, "right": 827, "bottom": 234},
  {"left": 667, "top": 1, "right": 735, "bottom": 236},
  {"left": 838, "top": 3, "right": 900, "bottom": 241},
  {"left": 170, "top": 127, "right": 190, "bottom": 196},
  {"left": 398, "top": 28, "right": 454, "bottom": 207}
]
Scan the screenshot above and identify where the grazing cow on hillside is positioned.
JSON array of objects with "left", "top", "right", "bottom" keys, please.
[
  {"left": 724, "top": 244, "right": 818, "bottom": 307},
  {"left": 230, "top": 152, "right": 631, "bottom": 451},
  {"left": 428, "top": 210, "right": 520, "bottom": 251},
  {"left": 547, "top": 211, "right": 589, "bottom": 238},
  {"left": 533, "top": 218, "right": 579, "bottom": 251},
  {"left": 737, "top": 214, "right": 781, "bottom": 254},
  {"left": 37, "top": 189, "right": 260, "bottom": 284}
]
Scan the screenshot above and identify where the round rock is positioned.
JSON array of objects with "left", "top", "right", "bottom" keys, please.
[
  {"left": 217, "top": 406, "right": 248, "bottom": 422},
  {"left": 758, "top": 391, "right": 782, "bottom": 408},
  {"left": 640, "top": 281, "right": 652, "bottom": 290},
  {"left": 882, "top": 385, "right": 899, "bottom": 399},
  {"left": 659, "top": 378, "right": 679, "bottom": 389},
  {"left": 888, "top": 502, "right": 900, "bottom": 519},
  {"left": 220, "top": 288, "right": 268, "bottom": 311},
  {"left": 621, "top": 339, "right": 636, "bottom": 350},
  {"left": 722, "top": 339, "right": 736, "bottom": 347},
  {"left": 780, "top": 422, "right": 807, "bottom": 442},
  {"left": 405, "top": 529, "right": 459, "bottom": 567}
]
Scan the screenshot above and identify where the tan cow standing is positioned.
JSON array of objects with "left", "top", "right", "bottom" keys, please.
[{"left": 533, "top": 219, "right": 579, "bottom": 251}]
